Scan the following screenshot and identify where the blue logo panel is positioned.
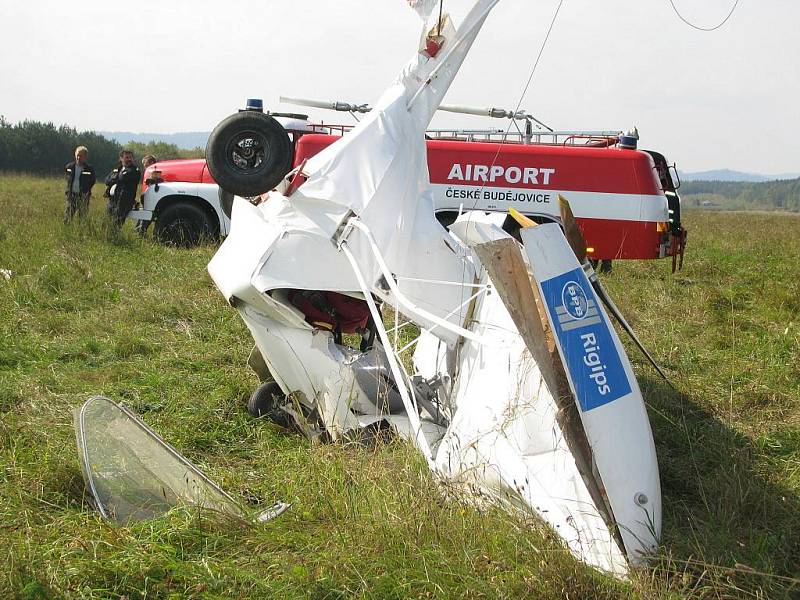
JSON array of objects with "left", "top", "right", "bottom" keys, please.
[{"left": 540, "top": 268, "right": 631, "bottom": 411}]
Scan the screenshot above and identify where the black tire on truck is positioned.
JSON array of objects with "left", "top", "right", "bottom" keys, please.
[
  {"left": 206, "top": 112, "right": 293, "bottom": 198},
  {"left": 154, "top": 200, "right": 218, "bottom": 247}
]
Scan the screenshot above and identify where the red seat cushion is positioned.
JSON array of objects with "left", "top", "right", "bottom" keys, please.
[{"left": 288, "top": 290, "right": 370, "bottom": 334}]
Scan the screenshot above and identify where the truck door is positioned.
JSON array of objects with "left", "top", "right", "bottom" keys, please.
[{"left": 645, "top": 150, "right": 687, "bottom": 270}]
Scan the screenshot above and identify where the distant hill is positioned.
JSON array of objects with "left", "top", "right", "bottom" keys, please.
[
  {"left": 679, "top": 169, "right": 800, "bottom": 182},
  {"left": 100, "top": 131, "right": 210, "bottom": 150}
]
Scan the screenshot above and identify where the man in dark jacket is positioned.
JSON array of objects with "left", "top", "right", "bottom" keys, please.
[
  {"left": 63, "top": 146, "right": 96, "bottom": 222},
  {"left": 104, "top": 149, "right": 140, "bottom": 228}
]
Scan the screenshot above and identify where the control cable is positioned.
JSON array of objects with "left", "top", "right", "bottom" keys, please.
[{"left": 667, "top": 0, "right": 740, "bottom": 32}]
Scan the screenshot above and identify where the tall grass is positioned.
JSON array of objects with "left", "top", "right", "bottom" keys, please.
[{"left": 0, "top": 174, "right": 797, "bottom": 598}]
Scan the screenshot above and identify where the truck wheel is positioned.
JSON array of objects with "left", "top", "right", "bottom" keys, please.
[
  {"left": 219, "top": 188, "right": 234, "bottom": 219},
  {"left": 248, "top": 381, "right": 291, "bottom": 428},
  {"left": 206, "top": 112, "right": 292, "bottom": 197},
  {"left": 154, "top": 201, "right": 218, "bottom": 247}
]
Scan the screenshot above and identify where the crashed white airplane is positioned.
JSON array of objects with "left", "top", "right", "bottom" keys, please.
[{"left": 206, "top": 0, "right": 661, "bottom": 577}]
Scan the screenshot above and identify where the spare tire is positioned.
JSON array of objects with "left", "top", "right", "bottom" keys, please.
[{"left": 206, "top": 112, "right": 293, "bottom": 197}]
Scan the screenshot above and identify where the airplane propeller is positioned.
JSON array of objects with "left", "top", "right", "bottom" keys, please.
[
  {"left": 557, "top": 196, "right": 673, "bottom": 385},
  {"left": 510, "top": 201, "right": 673, "bottom": 386}
]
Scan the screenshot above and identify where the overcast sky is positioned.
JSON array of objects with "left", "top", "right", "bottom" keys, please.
[{"left": 1, "top": 0, "right": 797, "bottom": 173}]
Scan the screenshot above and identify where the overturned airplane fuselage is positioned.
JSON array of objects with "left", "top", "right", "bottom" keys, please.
[{"left": 207, "top": 0, "right": 660, "bottom": 577}]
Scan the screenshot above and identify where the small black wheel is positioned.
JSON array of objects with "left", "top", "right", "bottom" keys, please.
[
  {"left": 248, "top": 381, "right": 291, "bottom": 427},
  {"left": 218, "top": 187, "right": 235, "bottom": 219},
  {"left": 154, "top": 200, "right": 218, "bottom": 247},
  {"left": 206, "top": 112, "right": 293, "bottom": 197}
]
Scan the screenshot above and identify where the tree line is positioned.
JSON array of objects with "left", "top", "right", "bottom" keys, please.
[
  {"left": 680, "top": 178, "right": 800, "bottom": 212},
  {"left": 0, "top": 117, "right": 203, "bottom": 176}
]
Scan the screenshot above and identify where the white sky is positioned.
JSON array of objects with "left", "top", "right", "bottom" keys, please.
[{"left": 1, "top": 0, "right": 797, "bottom": 173}]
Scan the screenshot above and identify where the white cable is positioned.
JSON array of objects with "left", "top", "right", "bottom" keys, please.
[
  {"left": 420, "top": 284, "right": 489, "bottom": 341},
  {"left": 667, "top": 0, "right": 740, "bottom": 32},
  {"left": 341, "top": 242, "right": 435, "bottom": 465},
  {"left": 345, "top": 219, "right": 491, "bottom": 345},
  {"left": 394, "top": 275, "right": 488, "bottom": 289},
  {"left": 395, "top": 284, "right": 489, "bottom": 355},
  {"left": 471, "top": 0, "right": 565, "bottom": 213}
]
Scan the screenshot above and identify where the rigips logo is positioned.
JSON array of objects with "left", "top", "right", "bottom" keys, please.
[
  {"left": 542, "top": 269, "right": 631, "bottom": 412},
  {"left": 580, "top": 332, "right": 610, "bottom": 396}
]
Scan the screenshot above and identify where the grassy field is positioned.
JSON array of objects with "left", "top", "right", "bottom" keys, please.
[{"left": 0, "top": 174, "right": 798, "bottom": 599}]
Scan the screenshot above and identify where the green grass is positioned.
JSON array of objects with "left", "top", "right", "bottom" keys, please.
[{"left": 1, "top": 174, "right": 798, "bottom": 599}]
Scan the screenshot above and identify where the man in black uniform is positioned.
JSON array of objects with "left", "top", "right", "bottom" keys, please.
[
  {"left": 63, "top": 146, "right": 96, "bottom": 222},
  {"left": 104, "top": 149, "right": 140, "bottom": 229}
]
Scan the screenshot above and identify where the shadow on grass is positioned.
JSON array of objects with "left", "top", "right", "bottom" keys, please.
[
  {"left": 640, "top": 376, "right": 800, "bottom": 598},
  {"left": 40, "top": 464, "right": 93, "bottom": 512}
]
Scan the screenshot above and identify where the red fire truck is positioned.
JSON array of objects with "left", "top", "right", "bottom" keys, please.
[{"left": 132, "top": 106, "right": 686, "bottom": 269}]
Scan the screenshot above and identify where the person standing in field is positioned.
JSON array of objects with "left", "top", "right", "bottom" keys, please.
[
  {"left": 104, "top": 149, "right": 140, "bottom": 229},
  {"left": 134, "top": 154, "right": 157, "bottom": 236},
  {"left": 63, "top": 146, "right": 96, "bottom": 222},
  {"left": 141, "top": 154, "right": 157, "bottom": 170}
]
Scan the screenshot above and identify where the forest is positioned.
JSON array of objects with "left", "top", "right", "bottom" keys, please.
[
  {"left": 680, "top": 178, "right": 800, "bottom": 211},
  {"left": 0, "top": 117, "right": 202, "bottom": 176}
]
